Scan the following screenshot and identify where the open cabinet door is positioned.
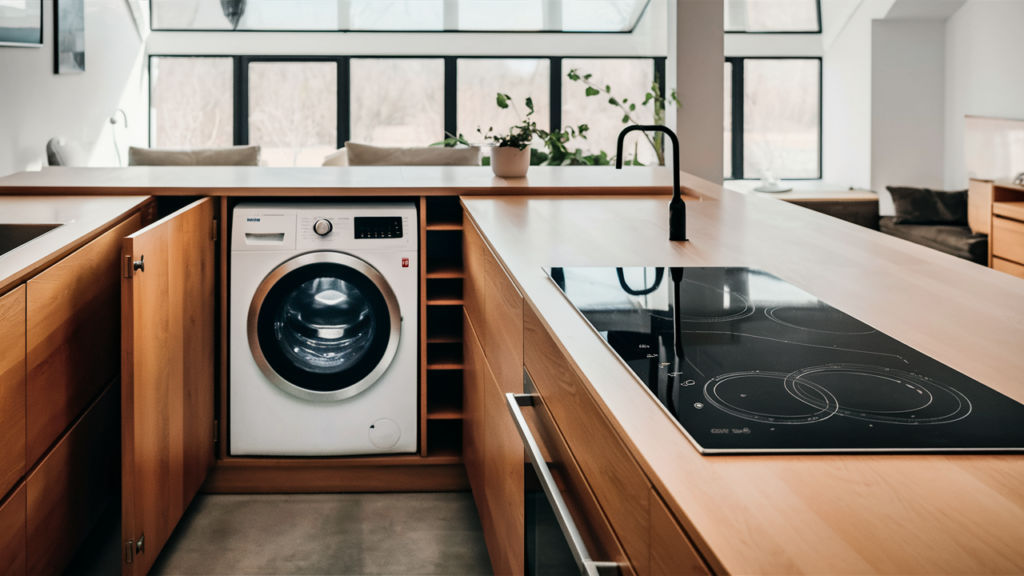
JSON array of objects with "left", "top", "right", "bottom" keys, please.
[{"left": 121, "top": 198, "right": 216, "bottom": 575}]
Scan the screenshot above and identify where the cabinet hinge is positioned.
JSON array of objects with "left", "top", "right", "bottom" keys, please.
[
  {"left": 123, "top": 255, "right": 133, "bottom": 279},
  {"left": 125, "top": 539, "right": 133, "bottom": 564},
  {"left": 214, "top": 420, "right": 219, "bottom": 443},
  {"left": 212, "top": 219, "right": 218, "bottom": 242}
]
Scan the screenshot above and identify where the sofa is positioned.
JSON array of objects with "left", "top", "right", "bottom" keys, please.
[{"left": 877, "top": 186, "right": 988, "bottom": 265}]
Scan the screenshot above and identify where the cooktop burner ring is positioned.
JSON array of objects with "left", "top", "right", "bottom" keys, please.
[
  {"left": 785, "top": 364, "right": 973, "bottom": 425},
  {"left": 676, "top": 279, "right": 756, "bottom": 323},
  {"left": 703, "top": 371, "right": 840, "bottom": 424},
  {"left": 765, "top": 306, "right": 877, "bottom": 335}
]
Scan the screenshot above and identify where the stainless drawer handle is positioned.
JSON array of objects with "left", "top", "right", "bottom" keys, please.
[{"left": 506, "top": 390, "right": 621, "bottom": 576}]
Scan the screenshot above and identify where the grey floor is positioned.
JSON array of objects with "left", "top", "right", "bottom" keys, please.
[{"left": 65, "top": 493, "right": 493, "bottom": 576}]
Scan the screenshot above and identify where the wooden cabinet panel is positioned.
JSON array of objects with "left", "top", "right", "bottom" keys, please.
[
  {"left": 649, "top": 490, "right": 710, "bottom": 576},
  {"left": 482, "top": 243, "right": 523, "bottom": 396},
  {"left": 26, "top": 382, "right": 119, "bottom": 576},
  {"left": 483, "top": 357, "right": 524, "bottom": 576},
  {"left": 463, "top": 215, "right": 487, "bottom": 338},
  {"left": 992, "top": 216, "right": 1024, "bottom": 264},
  {"left": 993, "top": 257, "right": 1024, "bottom": 280},
  {"left": 26, "top": 214, "right": 141, "bottom": 467},
  {"left": 122, "top": 198, "right": 216, "bottom": 576},
  {"left": 463, "top": 310, "right": 487, "bottom": 523},
  {"left": 524, "top": 303, "right": 652, "bottom": 575},
  {"left": 0, "top": 483, "right": 26, "bottom": 576},
  {"left": 0, "top": 286, "right": 26, "bottom": 499}
]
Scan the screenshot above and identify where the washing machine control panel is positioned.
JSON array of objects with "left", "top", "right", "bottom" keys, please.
[
  {"left": 313, "top": 219, "right": 333, "bottom": 236},
  {"left": 354, "top": 216, "right": 403, "bottom": 239},
  {"left": 233, "top": 203, "right": 417, "bottom": 252}
]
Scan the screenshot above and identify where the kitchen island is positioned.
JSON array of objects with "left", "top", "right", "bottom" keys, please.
[
  {"left": 1, "top": 166, "right": 1022, "bottom": 575},
  {"left": 462, "top": 177, "right": 1024, "bottom": 574}
]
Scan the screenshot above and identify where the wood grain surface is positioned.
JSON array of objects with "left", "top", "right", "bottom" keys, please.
[
  {"left": 992, "top": 215, "right": 1024, "bottom": 263},
  {"left": 463, "top": 188, "right": 1024, "bottom": 575},
  {"left": 121, "top": 198, "right": 216, "bottom": 576},
  {"left": 0, "top": 483, "right": 26, "bottom": 576},
  {"left": 25, "top": 214, "right": 140, "bottom": 466},
  {"left": 0, "top": 286, "right": 26, "bottom": 499},
  {"left": 26, "top": 381, "right": 118, "bottom": 576}
]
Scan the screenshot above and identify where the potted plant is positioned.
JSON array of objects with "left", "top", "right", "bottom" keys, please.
[{"left": 477, "top": 94, "right": 538, "bottom": 178}]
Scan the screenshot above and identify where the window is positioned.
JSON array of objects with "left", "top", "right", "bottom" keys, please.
[
  {"left": 248, "top": 61, "right": 338, "bottom": 167},
  {"left": 457, "top": 59, "right": 551, "bottom": 138},
  {"left": 149, "top": 57, "right": 234, "bottom": 149},
  {"left": 723, "top": 61, "right": 732, "bottom": 178},
  {"left": 725, "top": 0, "right": 820, "bottom": 33},
  {"left": 150, "top": 0, "right": 650, "bottom": 32},
  {"left": 562, "top": 58, "right": 656, "bottom": 164},
  {"left": 350, "top": 59, "right": 445, "bottom": 147},
  {"left": 725, "top": 57, "right": 821, "bottom": 180}
]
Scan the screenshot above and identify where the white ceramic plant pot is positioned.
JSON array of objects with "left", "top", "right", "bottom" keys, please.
[{"left": 490, "top": 145, "right": 531, "bottom": 178}]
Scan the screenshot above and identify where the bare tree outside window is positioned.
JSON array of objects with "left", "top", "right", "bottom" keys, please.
[
  {"left": 150, "top": 57, "right": 234, "bottom": 149},
  {"left": 350, "top": 59, "right": 444, "bottom": 147},
  {"left": 248, "top": 61, "right": 337, "bottom": 167},
  {"left": 457, "top": 59, "right": 550, "bottom": 141},
  {"left": 743, "top": 59, "right": 819, "bottom": 179}
]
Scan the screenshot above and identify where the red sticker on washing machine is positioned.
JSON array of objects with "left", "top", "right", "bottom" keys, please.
[{"left": 402, "top": 257, "right": 410, "bottom": 268}]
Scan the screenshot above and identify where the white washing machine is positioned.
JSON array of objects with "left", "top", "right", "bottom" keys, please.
[{"left": 230, "top": 202, "right": 418, "bottom": 456}]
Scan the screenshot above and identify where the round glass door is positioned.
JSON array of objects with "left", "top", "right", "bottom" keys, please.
[{"left": 248, "top": 252, "right": 401, "bottom": 401}]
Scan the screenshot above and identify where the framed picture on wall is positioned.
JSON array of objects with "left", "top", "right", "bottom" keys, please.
[
  {"left": 0, "top": 0, "right": 43, "bottom": 47},
  {"left": 55, "top": 0, "right": 84, "bottom": 73}
]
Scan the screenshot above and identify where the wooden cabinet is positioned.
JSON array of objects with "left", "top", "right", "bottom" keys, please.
[
  {"left": 649, "top": 490, "right": 710, "bottom": 576},
  {"left": 121, "top": 198, "right": 216, "bottom": 575},
  {"left": 992, "top": 208, "right": 1024, "bottom": 265},
  {"left": 970, "top": 179, "right": 1024, "bottom": 276},
  {"left": 0, "top": 286, "right": 26, "bottom": 499},
  {"left": 26, "top": 382, "right": 119, "bottom": 576},
  {"left": 0, "top": 484, "right": 26, "bottom": 575},
  {"left": 26, "top": 214, "right": 141, "bottom": 466}
]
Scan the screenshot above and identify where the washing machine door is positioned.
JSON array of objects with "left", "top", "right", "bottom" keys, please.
[{"left": 247, "top": 252, "right": 402, "bottom": 402}]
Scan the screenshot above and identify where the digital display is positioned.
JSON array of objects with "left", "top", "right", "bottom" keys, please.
[{"left": 354, "top": 217, "right": 402, "bottom": 239}]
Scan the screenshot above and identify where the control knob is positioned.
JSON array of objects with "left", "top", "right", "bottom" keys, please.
[{"left": 313, "top": 219, "right": 333, "bottom": 236}]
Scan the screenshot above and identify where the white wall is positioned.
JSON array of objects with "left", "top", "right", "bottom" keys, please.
[
  {"left": 675, "top": 0, "right": 723, "bottom": 183},
  {"left": 0, "top": 0, "right": 147, "bottom": 177},
  {"left": 944, "top": 0, "right": 1024, "bottom": 189},
  {"left": 871, "top": 19, "right": 946, "bottom": 214}
]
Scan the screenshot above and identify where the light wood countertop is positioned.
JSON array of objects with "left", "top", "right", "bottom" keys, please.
[
  {"left": 0, "top": 166, "right": 680, "bottom": 197},
  {"left": 0, "top": 196, "right": 151, "bottom": 295},
  {"left": 462, "top": 177, "right": 1024, "bottom": 574}
]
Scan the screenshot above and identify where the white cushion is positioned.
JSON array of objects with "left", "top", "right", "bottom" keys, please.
[
  {"left": 343, "top": 142, "right": 481, "bottom": 166},
  {"left": 128, "top": 145, "right": 261, "bottom": 166},
  {"left": 322, "top": 148, "right": 349, "bottom": 167}
]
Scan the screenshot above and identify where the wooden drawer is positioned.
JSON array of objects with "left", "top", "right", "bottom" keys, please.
[
  {"left": 462, "top": 310, "right": 488, "bottom": 529},
  {"left": 26, "top": 381, "right": 119, "bottom": 576},
  {"left": 649, "top": 490, "right": 711, "bottom": 576},
  {"left": 994, "top": 257, "right": 1024, "bottom": 280},
  {"left": 525, "top": 366, "right": 636, "bottom": 576},
  {"left": 26, "top": 214, "right": 140, "bottom": 466},
  {"left": 524, "top": 303, "right": 652, "bottom": 574},
  {"left": 0, "top": 483, "right": 26, "bottom": 576},
  {"left": 0, "top": 286, "right": 26, "bottom": 498},
  {"left": 992, "top": 216, "right": 1024, "bottom": 264}
]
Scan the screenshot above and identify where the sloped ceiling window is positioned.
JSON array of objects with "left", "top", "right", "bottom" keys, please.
[
  {"left": 725, "top": 0, "right": 820, "bottom": 33},
  {"left": 150, "top": 0, "right": 649, "bottom": 32}
]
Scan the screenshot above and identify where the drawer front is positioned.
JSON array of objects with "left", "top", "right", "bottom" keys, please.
[
  {"left": 463, "top": 310, "right": 488, "bottom": 526},
  {"left": 524, "top": 304, "right": 652, "bottom": 574},
  {"left": 483, "top": 247, "right": 523, "bottom": 395},
  {"left": 525, "top": 366, "right": 636, "bottom": 576},
  {"left": 993, "top": 257, "right": 1024, "bottom": 280},
  {"left": 26, "top": 381, "right": 119, "bottom": 576},
  {"left": 26, "top": 214, "right": 141, "bottom": 466},
  {"left": 463, "top": 214, "right": 488, "bottom": 340},
  {"left": 0, "top": 483, "right": 26, "bottom": 576},
  {"left": 992, "top": 216, "right": 1024, "bottom": 264},
  {"left": 649, "top": 490, "right": 711, "bottom": 576},
  {"left": 0, "top": 286, "right": 26, "bottom": 498}
]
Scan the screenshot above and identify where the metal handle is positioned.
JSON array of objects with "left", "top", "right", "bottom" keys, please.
[{"left": 506, "top": 391, "right": 621, "bottom": 576}]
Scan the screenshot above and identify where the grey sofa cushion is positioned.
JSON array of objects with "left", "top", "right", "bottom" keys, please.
[
  {"left": 887, "top": 186, "right": 968, "bottom": 225},
  {"left": 128, "top": 145, "right": 261, "bottom": 166},
  {"left": 879, "top": 217, "right": 988, "bottom": 264},
  {"left": 344, "top": 142, "right": 481, "bottom": 166}
]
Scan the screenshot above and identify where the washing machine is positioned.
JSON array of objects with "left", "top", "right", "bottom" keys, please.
[{"left": 230, "top": 202, "right": 418, "bottom": 456}]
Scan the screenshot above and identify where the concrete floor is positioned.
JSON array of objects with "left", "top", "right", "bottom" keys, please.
[{"left": 65, "top": 493, "right": 493, "bottom": 576}]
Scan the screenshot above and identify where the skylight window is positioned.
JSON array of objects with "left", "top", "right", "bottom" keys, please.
[
  {"left": 725, "top": 0, "right": 820, "bottom": 33},
  {"left": 150, "top": 0, "right": 650, "bottom": 32}
]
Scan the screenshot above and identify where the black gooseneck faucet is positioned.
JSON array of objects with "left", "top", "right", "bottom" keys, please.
[{"left": 616, "top": 125, "right": 687, "bottom": 241}]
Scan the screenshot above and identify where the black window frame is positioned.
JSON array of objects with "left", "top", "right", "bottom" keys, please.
[
  {"left": 725, "top": 56, "right": 823, "bottom": 181},
  {"left": 724, "top": 0, "right": 822, "bottom": 34},
  {"left": 147, "top": 55, "right": 666, "bottom": 155}
]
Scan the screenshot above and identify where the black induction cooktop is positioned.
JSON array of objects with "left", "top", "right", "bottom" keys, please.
[{"left": 549, "top": 266, "right": 1024, "bottom": 454}]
